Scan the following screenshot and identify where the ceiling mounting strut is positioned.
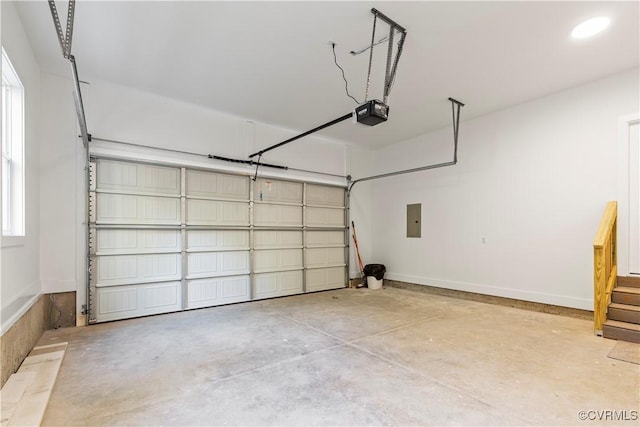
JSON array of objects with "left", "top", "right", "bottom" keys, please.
[
  {"left": 369, "top": 8, "right": 407, "bottom": 105},
  {"left": 70, "top": 55, "right": 89, "bottom": 147},
  {"left": 48, "top": 0, "right": 75, "bottom": 59},
  {"left": 48, "top": 0, "right": 90, "bottom": 148},
  {"left": 364, "top": 12, "right": 378, "bottom": 102},
  {"left": 249, "top": 8, "right": 407, "bottom": 160},
  {"left": 449, "top": 97, "right": 464, "bottom": 163},
  {"left": 348, "top": 97, "right": 465, "bottom": 192}
]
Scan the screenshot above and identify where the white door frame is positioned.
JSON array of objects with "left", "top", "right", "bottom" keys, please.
[{"left": 617, "top": 112, "right": 640, "bottom": 276}]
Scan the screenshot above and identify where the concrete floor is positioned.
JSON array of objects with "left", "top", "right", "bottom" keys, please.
[{"left": 37, "top": 287, "right": 639, "bottom": 426}]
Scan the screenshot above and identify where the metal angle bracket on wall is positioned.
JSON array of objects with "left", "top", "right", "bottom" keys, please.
[
  {"left": 48, "top": 0, "right": 91, "bottom": 148},
  {"left": 449, "top": 97, "right": 464, "bottom": 164},
  {"left": 69, "top": 55, "right": 90, "bottom": 148},
  {"left": 347, "top": 97, "right": 465, "bottom": 192}
]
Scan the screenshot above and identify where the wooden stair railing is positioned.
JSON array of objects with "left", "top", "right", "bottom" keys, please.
[{"left": 593, "top": 201, "right": 617, "bottom": 334}]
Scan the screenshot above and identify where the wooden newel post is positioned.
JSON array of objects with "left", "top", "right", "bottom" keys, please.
[{"left": 593, "top": 201, "right": 617, "bottom": 335}]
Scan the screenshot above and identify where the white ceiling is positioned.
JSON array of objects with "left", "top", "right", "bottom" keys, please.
[{"left": 14, "top": 1, "right": 640, "bottom": 148}]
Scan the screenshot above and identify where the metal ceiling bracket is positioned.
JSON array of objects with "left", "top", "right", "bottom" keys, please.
[
  {"left": 384, "top": 31, "right": 406, "bottom": 103},
  {"left": 369, "top": 8, "right": 407, "bottom": 104},
  {"left": 364, "top": 13, "right": 378, "bottom": 102},
  {"left": 48, "top": 1, "right": 90, "bottom": 147},
  {"left": 370, "top": 8, "right": 407, "bottom": 33},
  {"left": 48, "top": 0, "right": 76, "bottom": 59}
]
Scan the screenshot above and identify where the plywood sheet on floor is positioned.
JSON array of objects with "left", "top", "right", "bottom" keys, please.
[{"left": 1, "top": 343, "right": 67, "bottom": 427}]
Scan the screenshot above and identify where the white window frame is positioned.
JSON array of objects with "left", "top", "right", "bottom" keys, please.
[{"left": 2, "top": 48, "right": 25, "bottom": 245}]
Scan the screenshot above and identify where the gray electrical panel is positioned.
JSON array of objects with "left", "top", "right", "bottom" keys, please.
[{"left": 407, "top": 203, "right": 421, "bottom": 238}]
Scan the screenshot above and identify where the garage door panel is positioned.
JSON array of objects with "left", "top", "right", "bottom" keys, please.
[
  {"left": 306, "top": 231, "right": 345, "bottom": 248},
  {"left": 96, "top": 281, "right": 182, "bottom": 322},
  {"left": 99, "top": 287, "right": 136, "bottom": 315},
  {"left": 96, "top": 193, "right": 181, "bottom": 225},
  {"left": 305, "top": 207, "right": 345, "bottom": 227},
  {"left": 96, "top": 193, "right": 137, "bottom": 223},
  {"left": 186, "top": 170, "right": 249, "bottom": 200},
  {"left": 186, "top": 276, "right": 250, "bottom": 309},
  {"left": 97, "top": 160, "right": 137, "bottom": 191},
  {"left": 254, "top": 178, "right": 302, "bottom": 203},
  {"left": 142, "top": 165, "right": 181, "bottom": 195},
  {"left": 186, "top": 230, "right": 249, "bottom": 252},
  {"left": 186, "top": 199, "right": 249, "bottom": 226},
  {"left": 187, "top": 252, "right": 218, "bottom": 278},
  {"left": 253, "top": 249, "right": 302, "bottom": 273},
  {"left": 186, "top": 251, "right": 250, "bottom": 279},
  {"left": 253, "top": 230, "right": 302, "bottom": 249},
  {"left": 253, "top": 250, "right": 277, "bottom": 273},
  {"left": 96, "top": 229, "right": 181, "bottom": 255},
  {"left": 306, "top": 267, "right": 346, "bottom": 292},
  {"left": 254, "top": 204, "right": 302, "bottom": 227},
  {"left": 96, "top": 160, "right": 180, "bottom": 196},
  {"left": 280, "top": 251, "right": 303, "bottom": 269},
  {"left": 97, "top": 255, "right": 136, "bottom": 284},
  {"left": 305, "top": 247, "right": 345, "bottom": 268},
  {"left": 142, "top": 229, "right": 181, "bottom": 252},
  {"left": 143, "top": 198, "right": 182, "bottom": 222},
  {"left": 144, "top": 283, "right": 181, "bottom": 309},
  {"left": 96, "top": 229, "right": 137, "bottom": 254},
  {"left": 96, "top": 253, "right": 181, "bottom": 286},
  {"left": 254, "top": 271, "right": 303, "bottom": 299},
  {"left": 306, "top": 184, "right": 344, "bottom": 207}
]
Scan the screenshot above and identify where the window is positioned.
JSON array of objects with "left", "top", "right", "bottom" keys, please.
[{"left": 2, "top": 48, "right": 25, "bottom": 238}]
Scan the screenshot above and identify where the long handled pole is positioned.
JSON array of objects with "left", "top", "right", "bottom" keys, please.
[{"left": 351, "top": 221, "right": 365, "bottom": 286}]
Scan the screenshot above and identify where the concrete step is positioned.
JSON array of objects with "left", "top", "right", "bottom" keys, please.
[
  {"left": 603, "top": 320, "right": 640, "bottom": 343},
  {"left": 611, "top": 287, "right": 640, "bottom": 306},
  {"left": 608, "top": 303, "right": 640, "bottom": 324},
  {"left": 617, "top": 276, "right": 640, "bottom": 288}
]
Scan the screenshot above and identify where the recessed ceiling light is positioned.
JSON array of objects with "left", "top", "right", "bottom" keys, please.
[{"left": 571, "top": 16, "right": 610, "bottom": 39}]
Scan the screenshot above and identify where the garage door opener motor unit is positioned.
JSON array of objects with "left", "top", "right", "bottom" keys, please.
[{"left": 355, "top": 100, "right": 388, "bottom": 126}]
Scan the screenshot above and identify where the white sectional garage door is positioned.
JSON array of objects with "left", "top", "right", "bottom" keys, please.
[{"left": 88, "top": 159, "right": 346, "bottom": 323}]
